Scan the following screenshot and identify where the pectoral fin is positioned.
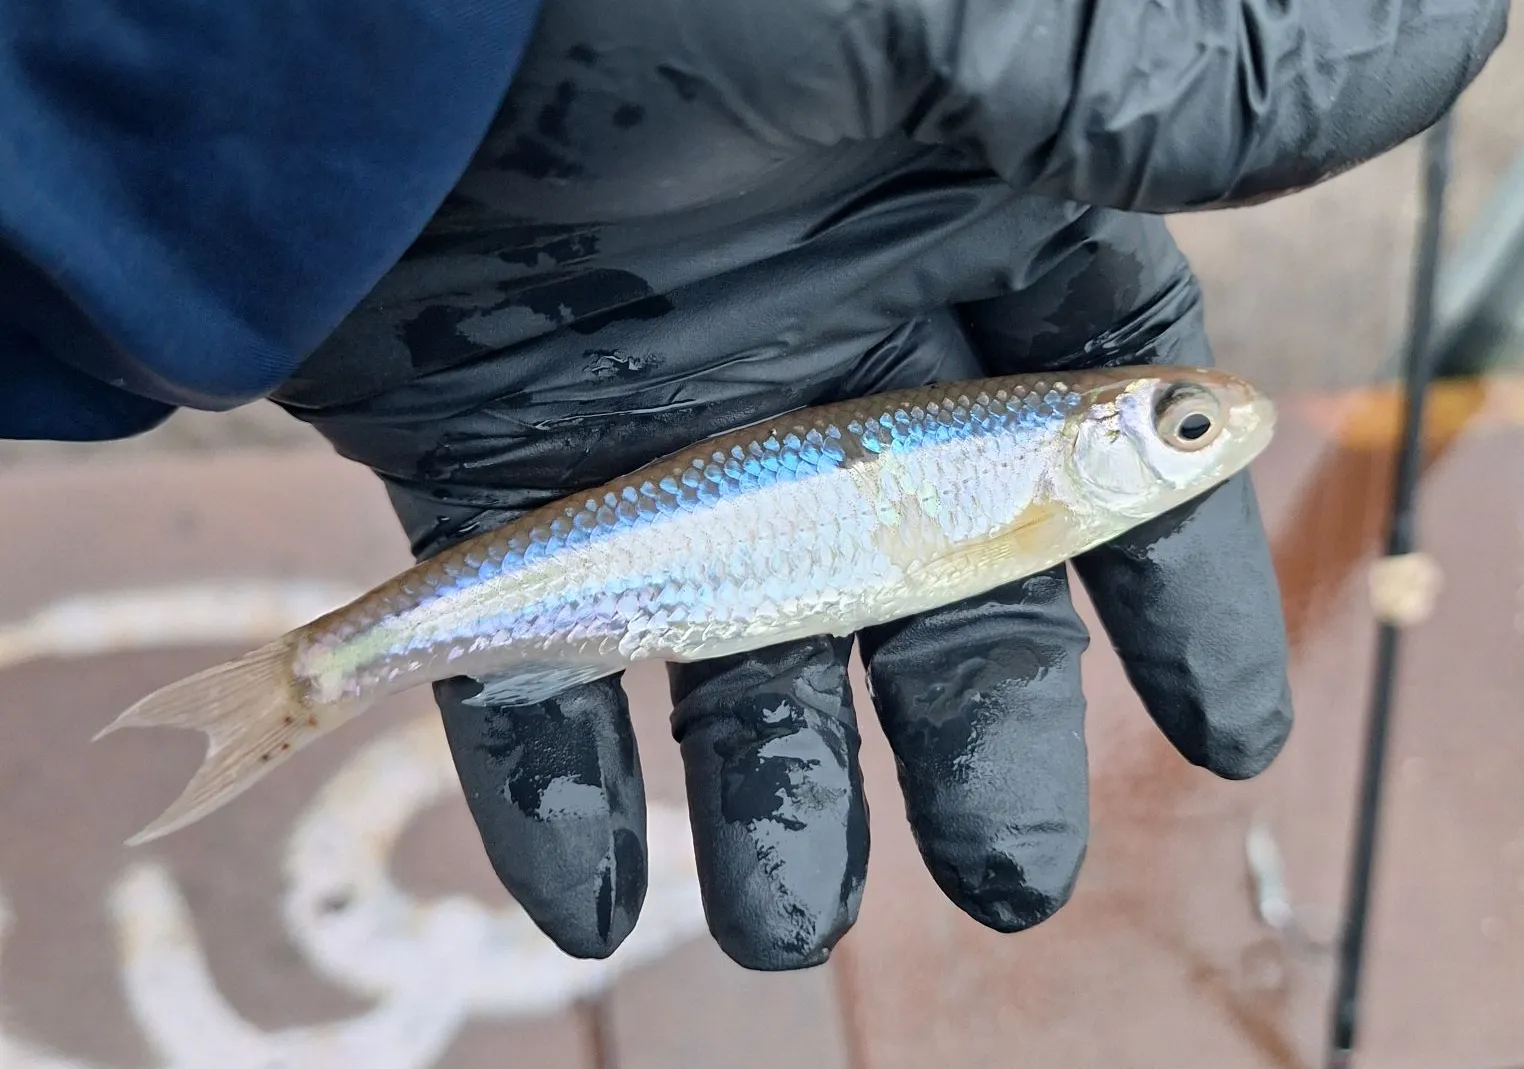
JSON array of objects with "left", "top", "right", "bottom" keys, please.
[
  {"left": 462, "top": 661, "right": 621, "bottom": 708},
  {"left": 952, "top": 501, "right": 1074, "bottom": 573},
  {"left": 904, "top": 500, "right": 1079, "bottom": 588}
]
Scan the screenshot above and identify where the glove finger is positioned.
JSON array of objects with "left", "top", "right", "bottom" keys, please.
[
  {"left": 1071, "top": 470, "right": 1293, "bottom": 778},
  {"left": 858, "top": 566, "right": 1092, "bottom": 933},
  {"left": 667, "top": 634, "right": 867, "bottom": 971},
  {"left": 433, "top": 671, "right": 647, "bottom": 961}
]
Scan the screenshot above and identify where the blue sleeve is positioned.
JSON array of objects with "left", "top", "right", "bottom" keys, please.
[{"left": 0, "top": 0, "right": 542, "bottom": 441}]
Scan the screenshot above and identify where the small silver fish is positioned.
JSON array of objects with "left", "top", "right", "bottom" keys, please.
[{"left": 97, "top": 366, "right": 1275, "bottom": 844}]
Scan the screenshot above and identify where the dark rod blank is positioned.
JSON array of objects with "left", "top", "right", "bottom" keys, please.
[{"left": 1325, "top": 112, "right": 1454, "bottom": 1069}]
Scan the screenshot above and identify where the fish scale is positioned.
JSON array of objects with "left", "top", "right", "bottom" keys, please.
[{"left": 96, "top": 365, "right": 1276, "bottom": 845}]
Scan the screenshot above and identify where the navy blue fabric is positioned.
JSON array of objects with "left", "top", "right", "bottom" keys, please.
[{"left": 0, "top": 0, "right": 543, "bottom": 440}]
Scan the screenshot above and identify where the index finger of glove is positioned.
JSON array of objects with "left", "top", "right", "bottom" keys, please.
[
  {"left": 1071, "top": 472, "right": 1292, "bottom": 778},
  {"left": 957, "top": 212, "right": 1292, "bottom": 777}
]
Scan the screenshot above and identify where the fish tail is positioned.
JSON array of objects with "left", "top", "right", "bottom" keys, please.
[{"left": 93, "top": 639, "right": 366, "bottom": 845}]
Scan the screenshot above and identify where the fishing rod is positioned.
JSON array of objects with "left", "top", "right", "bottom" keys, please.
[{"left": 1324, "top": 112, "right": 1454, "bottom": 1069}]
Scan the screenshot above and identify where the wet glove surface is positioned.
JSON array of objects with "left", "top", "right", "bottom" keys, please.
[{"left": 273, "top": 0, "right": 1505, "bottom": 967}]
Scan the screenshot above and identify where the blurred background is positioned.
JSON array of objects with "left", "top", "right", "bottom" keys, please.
[{"left": 2, "top": 10, "right": 1522, "bottom": 1069}]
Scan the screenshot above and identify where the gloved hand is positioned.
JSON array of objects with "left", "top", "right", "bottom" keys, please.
[{"left": 272, "top": 0, "right": 1506, "bottom": 968}]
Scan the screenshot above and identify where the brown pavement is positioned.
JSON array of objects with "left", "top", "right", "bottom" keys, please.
[
  {"left": 4, "top": 19, "right": 1524, "bottom": 1057},
  {"left": 0, "top": 381, "right": 1520, "bottom": 1069}
]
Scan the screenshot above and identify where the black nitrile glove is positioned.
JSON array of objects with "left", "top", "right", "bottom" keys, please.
[{"left": 273, "top": 0, "right": 1506, "bottom": 968}]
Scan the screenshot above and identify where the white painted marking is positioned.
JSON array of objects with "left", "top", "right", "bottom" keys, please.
[
  {"left": 110, "top": 861, "right": 475, "bottom": 1069},
  {"left": 280, "top": 711, "right": 707, "bottom": 1019},
  {"left": 0, "top": 575, "right": 708, "bottom": 1066},
  {"left": 0, "top": 581, "right": 366, "bottom": 670},
  {"left": 0, "top": 582, "right": 707, "bottom": 1067},
  {"left": 1, "top": 715, "right": 706, "bottom": 1067}
]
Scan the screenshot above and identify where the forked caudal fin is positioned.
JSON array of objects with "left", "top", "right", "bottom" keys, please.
[{"left": 92, "top": 640, "right": 367, "bottom": 845}]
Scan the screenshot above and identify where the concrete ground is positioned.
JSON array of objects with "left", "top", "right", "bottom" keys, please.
[{"left": 3, "top": 22, "right": 1524, "bottom": 1069}]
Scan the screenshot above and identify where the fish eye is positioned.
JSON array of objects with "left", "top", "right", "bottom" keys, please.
[{"left": 1154, "top": 384, "right": 1223, "bottom": 452}]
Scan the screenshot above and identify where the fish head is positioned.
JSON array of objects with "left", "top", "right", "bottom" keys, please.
[{"left": 1062, "top": 367, "right": 1276, "bottom": 520}]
